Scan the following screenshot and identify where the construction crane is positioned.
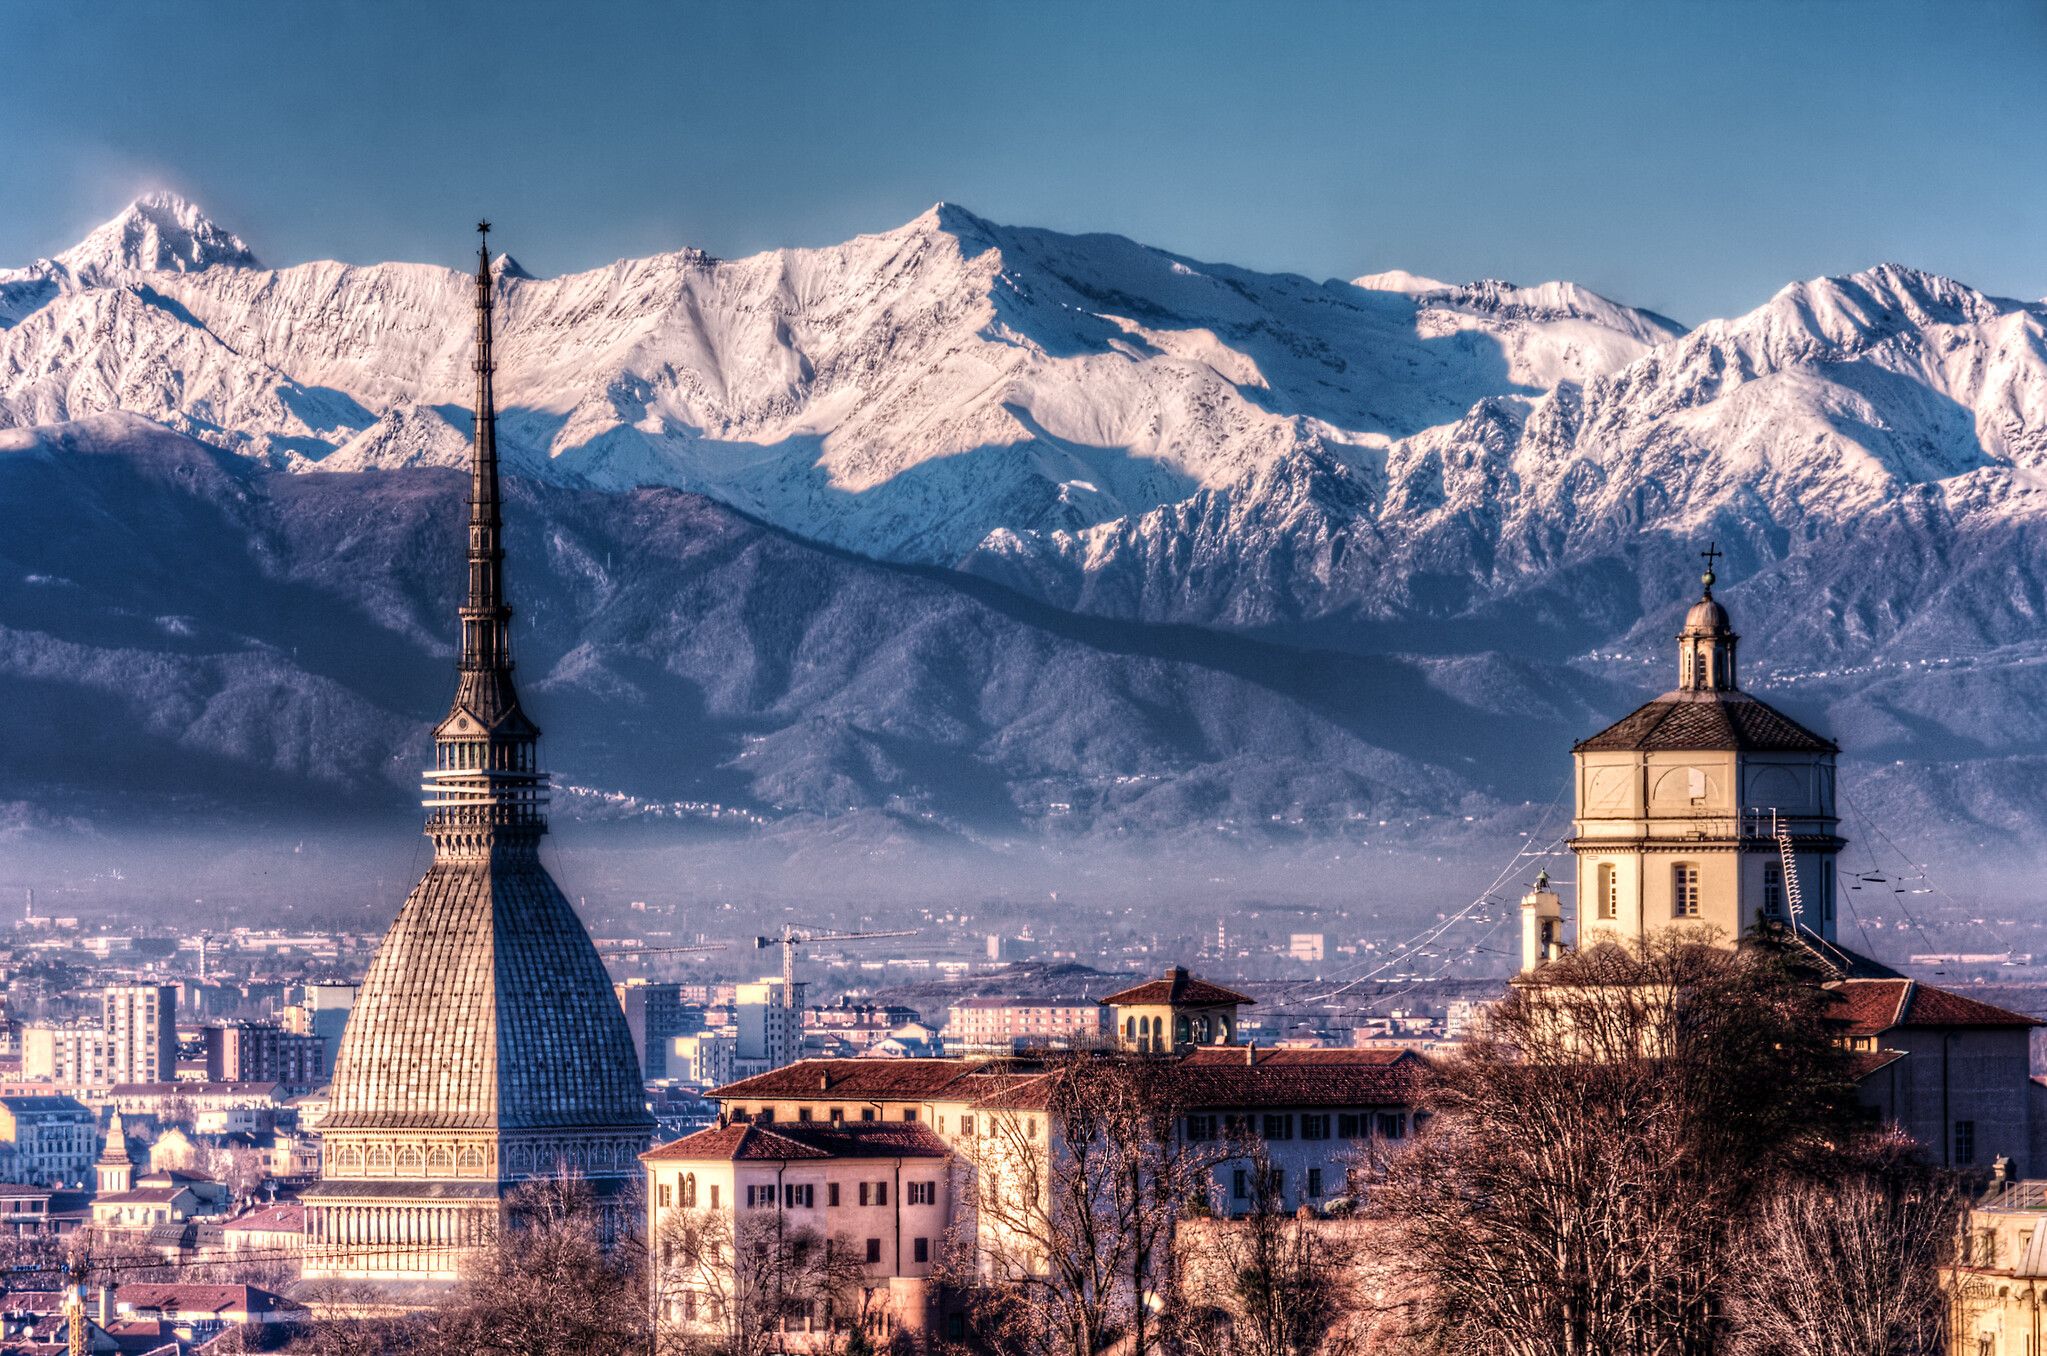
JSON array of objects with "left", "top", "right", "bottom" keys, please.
[
  {"left": 755, "top": 926, "right": 917, "bottom": 1006},
  {"left": 593, "top": 942, "right": 729, "bottom": 961}
]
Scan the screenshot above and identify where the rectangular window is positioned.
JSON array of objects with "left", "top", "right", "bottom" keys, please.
[
  {"left": 757, "top": 1109, "right": 774, "bottom": 1124},
  {"left": 861, "top": 1109, "right": 876, "bottom": 1122},
  {"left": 858, "top": 1182, "right": 871, "bottom": 1207},
  {"left": 875, "top": 1181, "right": 888, "bottom": 1206},
  {"left": 903, "top": 1109, "right": 918, "bottom": 1122},
  {"left": 1301, "top": 1114, "right": 1330, "bottom": 1141},
  {"left": 1376, "top": 1113, "right": 1406, "bottom": 1140},
  {"left": 828, "top": 1183, "right": 840, "bottom": 1207},
  {"left": 784, "top": 1184, "right": 812, "bottom": 1208},
  {"left": 1232, "top": 1169, "right": 1248, "bottom": 1200},
  {"left": 1956, "top": 1120, "right": 1977, "bottom": 1167},
  {"left": 829, "top": 1107, "right": 844, "bottom": 1123},
  {"left": 959, "top": 1114, "right": 975, "bottom": 1138},
  {"left": 1262, "top": 1114, "right": 1293, "bottom": 1141},
  {"left": 914, "top": 1237, "right": 930, "bottom": 1264},
  {"left": 1337, "top": 1113, "right": 1362, "bottom": 1139},
  {"left": 1186, "top": 1114, "right": 1217, "bottom": 1142},
  {"left": 908, "top": 1181, "right": 936, "bottom": 1206},
  {"left": 1763, "top": 862, "right": 1784, "bottom": 918},
  {"left": 745, "top": 1185, "right": 759, "bottom": 1209},
  {"left": 1307, "top": 1168, "right": 1323, "bottom": 1198},
  {"left": 865, "top": 1238, "right": 882, "bottom": 1264},
  {"left": 1598, "top": 864, "right": 1617, "bottom": 921},
  {"left": 1673, "top": 864, "right": 1701, "bottom": 918},
  {"left": 658, "top": 1183, "right": 672, "bottom": 1208},
  {"left": 798, "top": 1107, "right": 813, "bottom": 1122},
  {"left": 709, "top": 1185, "right": 719, "bottom": 1210}
]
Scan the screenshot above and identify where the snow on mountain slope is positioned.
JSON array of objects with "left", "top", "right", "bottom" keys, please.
[
  {"left": 976, "top": 262, "right": 2047, "bottom": 648},
  {"left": 0, "top": 197, "right": 1681, "bottom": 562}
]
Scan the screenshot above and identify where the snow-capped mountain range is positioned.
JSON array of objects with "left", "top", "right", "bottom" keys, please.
[{"left": 5, "top": 195, "right": 2047, "bottom": 858}]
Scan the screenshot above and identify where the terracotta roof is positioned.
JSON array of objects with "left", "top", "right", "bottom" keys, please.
[
  {"left": 221, "top": 1202, "right": 304, "bottom": 1233},
  {"left": 1847, "top": 1049, "right": 1907, "bottom": 1080},
  {"left": 1827, "top": 979, "right": 2042, "bottom": 1037},
  {"left": 972, "top": 1049, "right": 1424, "bottom": 1112},
  {"left": 1574, "top": 690, "right": 1834, "bottom": 754},
  {"left": 108, "top": 1082, "right": 281, "bottom": 1098},
  {"left": 644, "top": 1120, "right": 950, "bottom": 1163},
  {"left": 1098, "top": 967, "right": 1255, "bottom": 1009},
  {"left": 114, "top": 1283, "right": 300, "bottom": 1316},
  {"left": 1182, "top": 1047, "right": 1416, "bottom": 1068},
  {"left": 93, "top": 1188, "right": 191, "bottom": 1206},
  {"left": 711, "top": 1059, "right": 980, "bottom": 1102}
]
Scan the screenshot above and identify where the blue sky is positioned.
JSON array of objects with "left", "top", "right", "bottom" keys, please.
[{"left": 2, "top": 0, "right": 2041, "bottom": 324}]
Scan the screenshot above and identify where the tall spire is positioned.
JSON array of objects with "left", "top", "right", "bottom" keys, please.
[
  {"left": 463, "top": 220, "right": 509, "bottom": 682},
  {"left": 423, "top": 223, "right": 545, "bottom": 856}
]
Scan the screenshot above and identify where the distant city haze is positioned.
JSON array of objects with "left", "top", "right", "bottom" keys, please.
[{"left": 3, "top": 0, "right": 2045, "bottom": 323}]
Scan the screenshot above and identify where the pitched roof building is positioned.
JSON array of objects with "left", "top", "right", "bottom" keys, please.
[{"left": 302, "top": 226, "right": 652, "bottom": 1282}]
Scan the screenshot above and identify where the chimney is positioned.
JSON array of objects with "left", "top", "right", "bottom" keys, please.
[
  {"left": 1244, "top": 1040, "right": 1256, "bottom": 1067},
  {"left": 97, "top": 1285, "right": 112, "bottom": 1325},
  {"left": 819, "top": 1071, "right": 830, "bottom": 1092}
]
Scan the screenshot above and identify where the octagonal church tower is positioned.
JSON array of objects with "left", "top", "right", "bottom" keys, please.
[
  {"left": 1545, "top": 555, "right": 1845, "bottom": 965},
  {"left": 303, "top": 228, "right": 652, "bottom": 1281}
]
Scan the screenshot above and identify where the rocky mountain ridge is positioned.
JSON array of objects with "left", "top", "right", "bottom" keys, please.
[{"left": 4, "top": 199, "right": 2047, "bottom": 862}]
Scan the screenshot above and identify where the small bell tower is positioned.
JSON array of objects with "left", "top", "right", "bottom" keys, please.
[
  {"left": 1520, "top": 871, "right": 1564, "bottom": 973},
  {"left": 96, "top": 1110, "right": 133, "bottom": 1195}
]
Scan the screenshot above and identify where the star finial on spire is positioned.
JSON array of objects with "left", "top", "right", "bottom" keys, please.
[
  {"left": 477, "top": 219, "right": 492, "bottom": 238},
  {"left": 1700, "top": 541, "right": 1722, "bottom": 595}
]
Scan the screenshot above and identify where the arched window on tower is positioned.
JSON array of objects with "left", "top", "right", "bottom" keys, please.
[
  {"left": 682, "top": 1173, "right": 697, "bottom": 1208},
  {"left": 1597, "top": 864, "right": 1617, "bottom": 920}
]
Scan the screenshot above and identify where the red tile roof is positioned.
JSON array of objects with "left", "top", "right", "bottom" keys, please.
[
  {"left": 1182, "top": 1047, "right": 1416, "bottom": 1068},
  {"left": 1098, "top": 967, "right": 1255, "bottom": 1009},
  {"left": 711, "top": 1059, "right": 979, "bottom": 1102},
  {"left": 1574, "top": 690, "right": 1834, "bottom": 754},
  {"left": 221, "top": 1202, "right": 304, "bottom": 1233},
  {"left": 1847, "top": 1050, "right": 1907, "bottom": 1080},
  {"left": 972, "top": 1048, "right": 1424, "bottom": 1112},
  {"left": 644, "top": 1120, "right": 951, "bottom": 1163},
  {"left": 113, "top": 1283, "right": 300, "bottom": 1316},
  {"left": 1827, "top": 979, "right": 2041, "bottom": 1037}
]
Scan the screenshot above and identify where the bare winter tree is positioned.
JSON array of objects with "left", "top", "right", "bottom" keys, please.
[
  {"left": 654, "top": 1204, "right": 876, "bottom": 1356},
  {"left": 1373, "top": 932, "right": 1870, "bottom": 1356},
  {"left": 945, "top": 1049, "right": 1226, "bottom": 1356},
  {"left": 1722, "top": 1135, "right": 1959, "bottom": 1356},
  {"left": 1179, "top": 1149, "right": 1369, "bottom": 1356},
  {"left": 281, "top": 1278, "right": 423, "bottom": 1356},
  {"left": 425, "top": 1174, "right": 649, "bottom": 1356}
]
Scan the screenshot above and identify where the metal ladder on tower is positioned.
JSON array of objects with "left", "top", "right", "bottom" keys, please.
[{"left": 1772, "top": 810, "right": 1805, "bottom": 926}]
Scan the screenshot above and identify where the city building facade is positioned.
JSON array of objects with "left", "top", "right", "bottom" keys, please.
[{"left": 103, "top": 985, "right": 179, "bottom": 1087}]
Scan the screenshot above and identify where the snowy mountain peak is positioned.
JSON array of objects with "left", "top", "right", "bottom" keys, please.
[
  {"left": 1354, "top": 269, "right": 1455, "bottom": 296},
  {"left": 55, "top": 192, "right": 257, "bottom": 282}
]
